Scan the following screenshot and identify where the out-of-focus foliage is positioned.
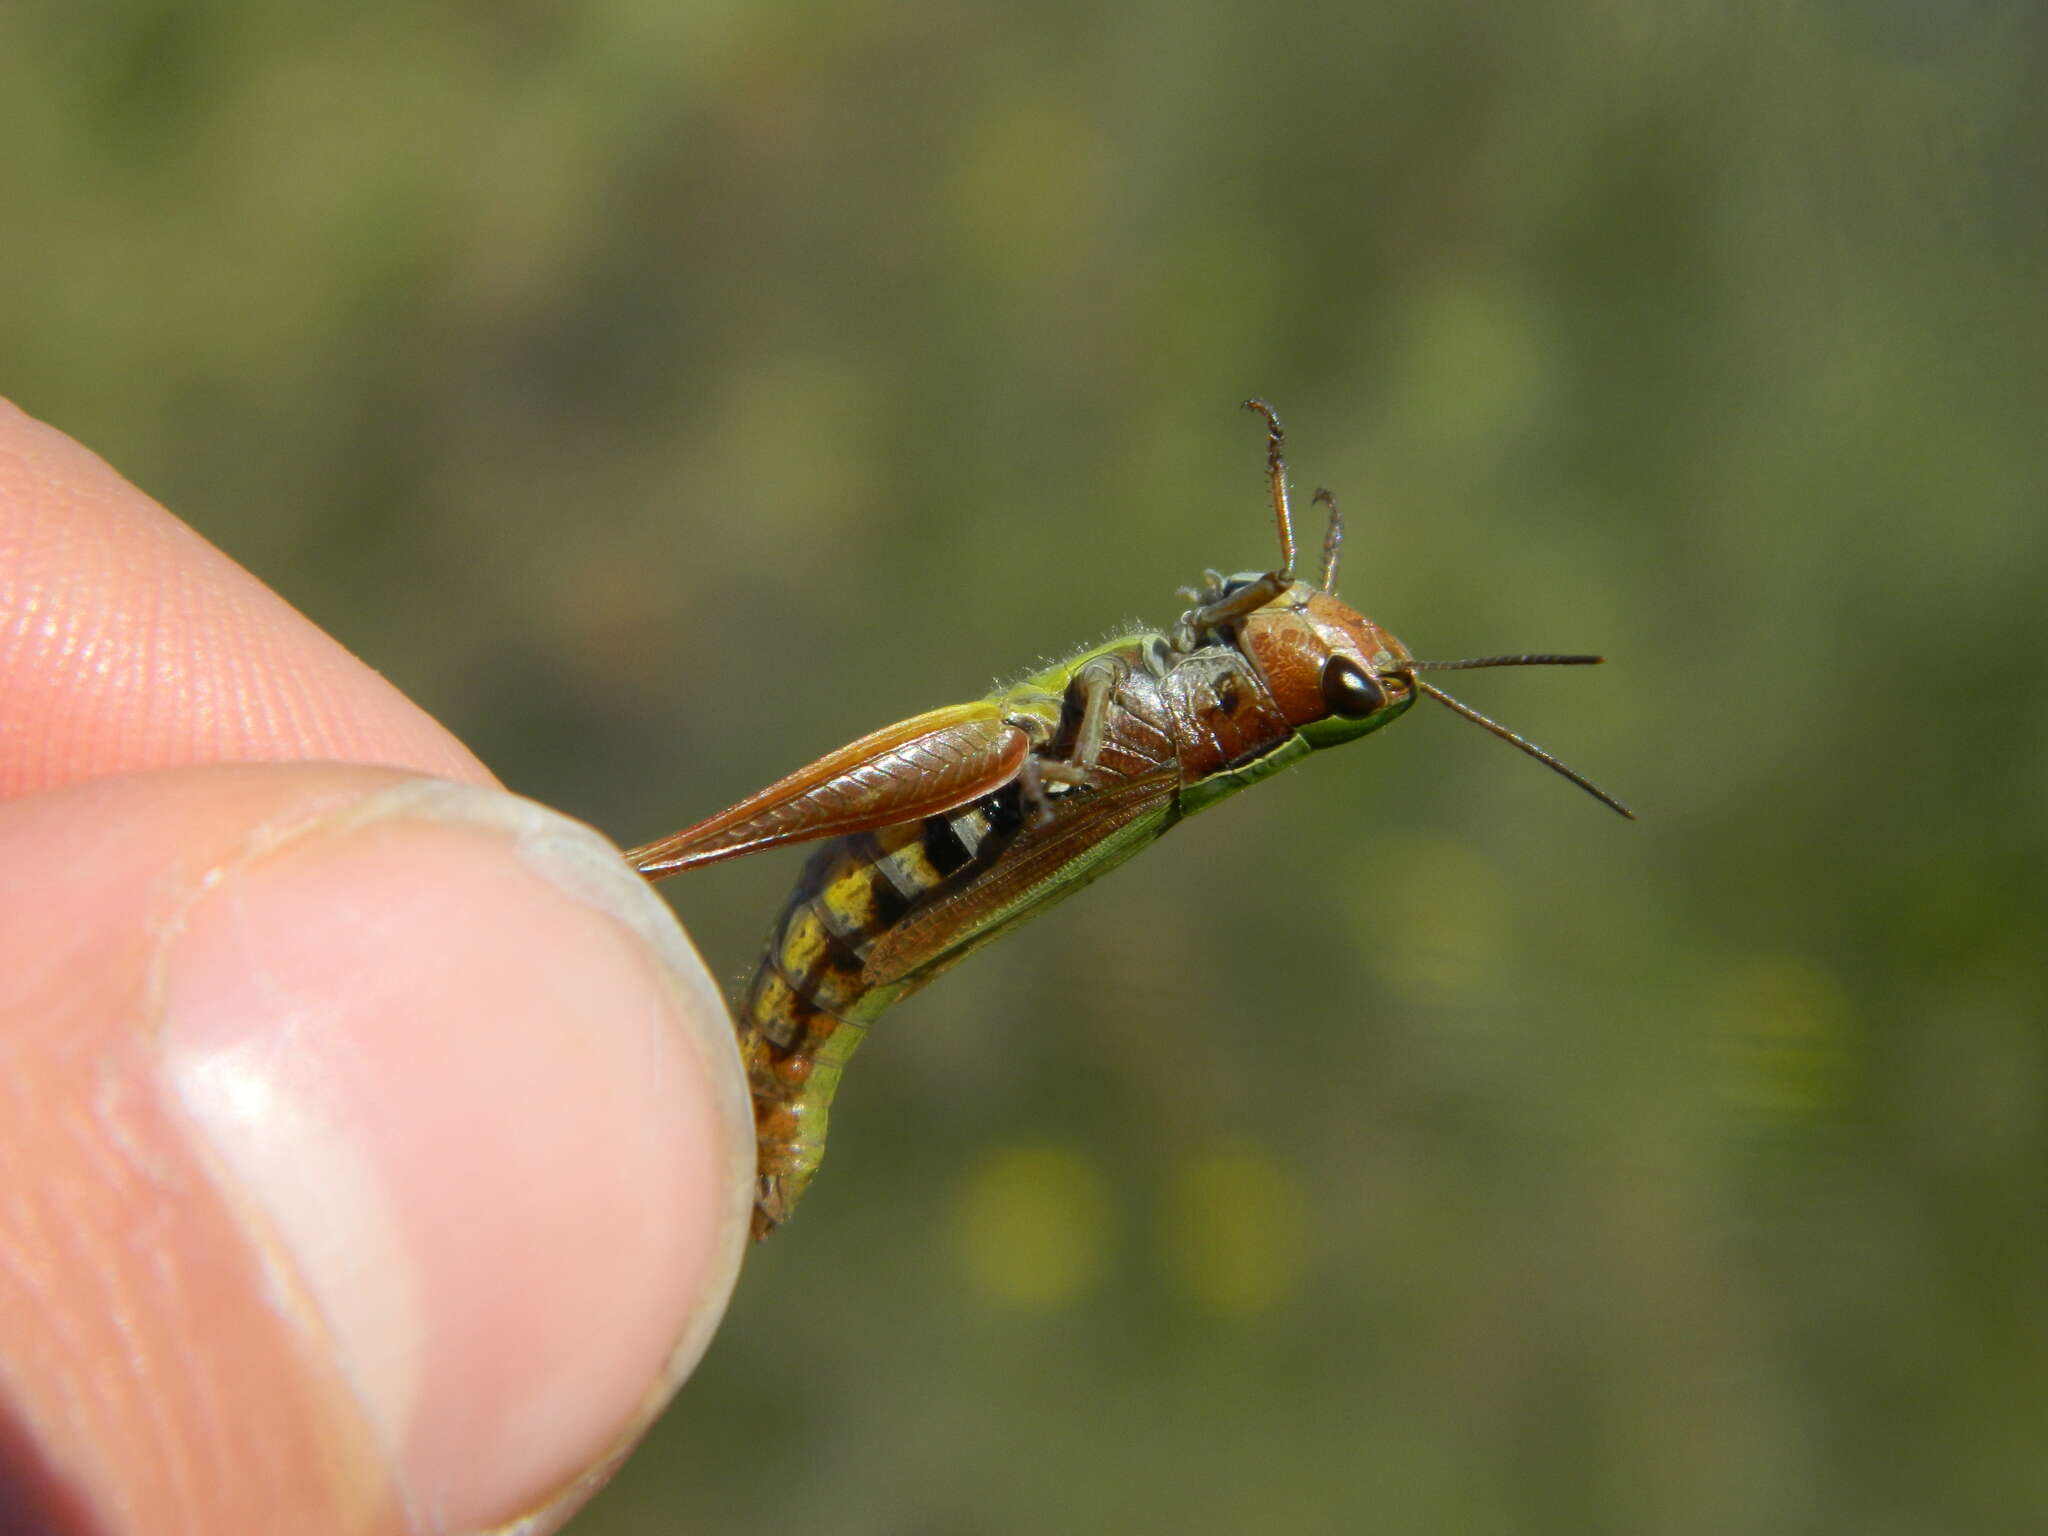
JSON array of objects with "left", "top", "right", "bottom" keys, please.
[{"left": 6, "top": 1, "right": 2045, "bottom": 1529}]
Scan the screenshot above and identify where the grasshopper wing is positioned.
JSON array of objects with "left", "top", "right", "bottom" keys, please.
[{"left": 629, "top": 702, "right": 1031, "bottom": 877}]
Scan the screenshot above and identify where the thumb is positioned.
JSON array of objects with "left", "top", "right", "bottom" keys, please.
[{"left": 0, "top": 764, "right": 751, "bottom": 1534}]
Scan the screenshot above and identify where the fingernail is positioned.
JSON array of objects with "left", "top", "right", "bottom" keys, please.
[{"left": 158, "top": 780, "right": 751, "bottom": 1532}]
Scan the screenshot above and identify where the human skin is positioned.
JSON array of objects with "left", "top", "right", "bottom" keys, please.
[{"left": 0, "top": 398, "right": 753, "bottom": 1534}]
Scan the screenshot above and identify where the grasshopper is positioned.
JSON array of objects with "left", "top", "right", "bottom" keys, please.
[{"left": 631, "top": 402, "right": 1629, "bottom": 1238}]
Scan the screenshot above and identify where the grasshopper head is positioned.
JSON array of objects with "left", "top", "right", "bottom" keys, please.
[
  {"left": 1213, "top": 399, "right": 1631, "bottom": 816},
  {"left": 1233, "top": 581, "right": 1631, "bottom": 816},
  {"left": 1237, "top": 582, "right": 1420, "bottom": 749}
]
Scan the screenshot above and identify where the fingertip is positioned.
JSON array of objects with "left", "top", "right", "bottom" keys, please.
[
  {"left": 158, "top": 779, "right": 752, "bottom": 1530},
  {"left": 0, "top": 399, "right": 493, "bottom": 795}
]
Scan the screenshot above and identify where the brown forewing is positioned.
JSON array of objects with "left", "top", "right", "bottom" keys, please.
[{"left": 629, "top": 703, "right": 1031, "bottom": 875}]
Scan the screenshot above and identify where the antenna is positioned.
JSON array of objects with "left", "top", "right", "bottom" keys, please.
[{"left": 1395, "top": 656, "right": 1633, "bottom": 819}]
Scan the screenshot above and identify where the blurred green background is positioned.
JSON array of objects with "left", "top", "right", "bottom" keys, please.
[{"left": 6, "top": 2, "right": 2045, "bottom": 1531}]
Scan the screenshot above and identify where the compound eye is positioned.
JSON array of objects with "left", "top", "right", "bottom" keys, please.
[{"left": 1320, "top": 657, "right": 1386, "bottom": 719}]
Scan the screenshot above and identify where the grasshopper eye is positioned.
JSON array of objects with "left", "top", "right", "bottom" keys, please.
[{"left": 1321, "top": 657, "right": 1386, "bottom": 719}]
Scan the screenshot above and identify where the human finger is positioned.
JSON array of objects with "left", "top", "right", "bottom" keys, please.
[
  {"left": 0, "top": 396, "right": 490, "bottom": 795},
  {"left": 0, "top": 764, "right": 752, "bottom": 1534}
]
